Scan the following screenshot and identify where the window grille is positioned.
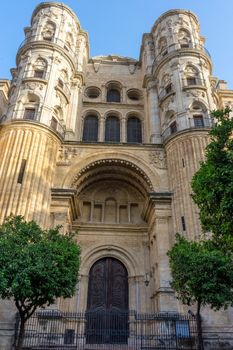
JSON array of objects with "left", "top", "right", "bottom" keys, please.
[
  {"left": 107, "top": 89, "right": 120, "bottom": 103},
  {"left": 127, "top": 117, "right": 142, "bottom": 143},
  {"left": 105, "top": 116, "right": 120, "bottom": 142},
  {"left": 83, "top": 115, "right": 98, "bottom": 142},
  {"left": 193, "top": 115, "right": 204, "bottom": 128},
  {"left": 23, "top": 108, "right": 36, "bottom": 120}
]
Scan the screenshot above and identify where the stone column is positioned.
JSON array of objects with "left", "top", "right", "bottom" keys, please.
[
  {"left": 67, "top": 76, "right": 82, "bottom": 140},
  {"left": 121, "top": 116, "right": 126, "bottom": 143},
  {"left": 99, "top": 116, "right": 105, "bottom": 142},
  {"left": 145, "top": 192, "right": 177, "bottom": 312},
  {"left": 146, "top": 80, "right": 161, "bottom": 144},
  {"left": 50, "top": 188, "right": 77, "bottom": 233}
]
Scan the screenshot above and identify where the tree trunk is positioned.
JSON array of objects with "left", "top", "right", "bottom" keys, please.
[
  {"left": 16, "top": 316, "right": 26, "bottom": 350},
  {"left": 196, "top": 301, "right": 204, "bottom": 350}
]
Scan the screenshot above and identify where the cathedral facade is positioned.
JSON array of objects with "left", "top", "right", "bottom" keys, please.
[{"left": 0, "top": 2, "right": 233, "bottom": 349}]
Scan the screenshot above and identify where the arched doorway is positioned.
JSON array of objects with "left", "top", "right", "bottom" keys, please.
[{"left": 86, "top": 257, "right": 129, "bottom": 344}]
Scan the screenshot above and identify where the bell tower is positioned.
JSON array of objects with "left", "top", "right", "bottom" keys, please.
[
  {"left": 151, "top": 10, "right": 216, "bottom": 239},
  {"left": 0, "top": 2, "right": 89, "bottom": 227}
]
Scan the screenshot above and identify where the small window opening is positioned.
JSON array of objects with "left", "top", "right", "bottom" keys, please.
[
  {"left": 170, "top": 121, "right": 177, "bottom": 134},
  {"left": 17, "top": 159, "right": 27, "bottom": 184},
  {"left": 193, "top": 115, "right": 204, "bottom": 128},
  {"left": 187, "top": 77, "right": 196, "bottom": 86},
  {"left": 58, "top": 78, "right": 64, "bottom": 89},
  {"left": 181, "top": 216, "right": 186, "bottom": 231},
  {"left": 51, "top": 117, "right": 58, "bottom": 131},
  {"left": 165, "top": 83, "right": 172, "bottom": 94},
  {"left": 107, "top": 89, "right": 120, "bottom": 103},
  {"left": 182, "top": 158, "right": 185, "bottom": 167},
  {"left": 180, "top": 43, "right": 189, "bottom": 48},
  {"left": 34, "top": 70, "right": 44, "bottom": 79},
  {"left": 23, "top": 108, "right": 36, "bottom": 120}
]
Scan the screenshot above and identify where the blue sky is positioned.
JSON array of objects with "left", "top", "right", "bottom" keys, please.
[{"left": 0, "top": 0, "right": 232, "bottom": 89}]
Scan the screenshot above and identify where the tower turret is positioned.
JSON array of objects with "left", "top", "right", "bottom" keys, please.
[
  {"left": 0, "top": 2, "right": 89, "bottom": 226},
  {"left": 151, "top": 10, "right": 216, "bottom": 238}
]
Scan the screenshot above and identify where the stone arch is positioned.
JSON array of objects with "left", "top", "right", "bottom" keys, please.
[
  {"left": 189, "top": 100, "right": 208, "bottom": 113},
  {"left": 104, "top": 109, "right": 122, "bottom": 121},
  {"left": 125, "top": 110, "right": 143, "bottom": 121},
  {"left": 16, "top": 92, "right": 41, "bottom": 120},
  {"left": 80, "top": 243, "right": 141, "bottom": 277},
  {"left": 63, "top": 152, "right": 159, "bottom": 194},
  {"left": 178, "top": 27, "right": 191, "bottom": 47}
]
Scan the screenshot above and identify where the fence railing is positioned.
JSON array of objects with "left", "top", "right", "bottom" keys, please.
[{"left": 15, "top": 309, "right": 199, "bottom": 350}]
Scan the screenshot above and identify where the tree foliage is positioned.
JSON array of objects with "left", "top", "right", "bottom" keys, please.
[
  {"left": 0, "top": 215, "right": 81, "bottom": 349},
  {"left": 168, "top": 234, "right": 233, "bottom": 311},
  {"left": 168, "top": 234, "right": 233, "bottom": 350},
  {"left": 192, "top": 108, "right": 233, "bottom": 237}
]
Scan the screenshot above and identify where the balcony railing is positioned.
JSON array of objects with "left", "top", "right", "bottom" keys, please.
[
  {"left": 162, "top": 116, "right": 214, "bottom": 141},
  {"left": 55, "top": 81, "right": 71, "bottom": 99},
  {"left": 22, "top": 70, "right": 50, "bottom": 81},
  {"left": 5, "top": 109, "right": 65, "bottom": 138},
  {"left": 158, "top": 84, "right": 175, "bottom": 101},
  {"left": 153, "top": 43, "right": 211, "bottom": 69},
  {"left": 18, "top": 35, "right": 76, "bottom": 58},
  {"left": 182, "top": 77, "right": 206, "bottom": 88}
]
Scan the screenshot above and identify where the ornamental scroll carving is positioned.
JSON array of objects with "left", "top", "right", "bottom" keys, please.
[{"left": 149, "top": 150, "right": 167, "bottom": 169}]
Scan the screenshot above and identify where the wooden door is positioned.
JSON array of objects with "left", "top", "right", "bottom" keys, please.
[{"left": 86, "top": 258, "right": 128, "bottom": 343}]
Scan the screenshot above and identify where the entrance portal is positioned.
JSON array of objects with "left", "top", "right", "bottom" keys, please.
[{"left": 86, "top": 258, "right": 128, "bottom": 344}]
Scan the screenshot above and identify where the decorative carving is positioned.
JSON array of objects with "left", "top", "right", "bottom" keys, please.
[
  {"left": 42, "top": 21, "right": 56, "bottom": 41},
  {"left": 128, "top": 64, "right": 136, "bottom": 74},
  {"left": 162, "top": 95, "right": 174, "bottom": 110},
  {"left": 56, "top": 91, "right": 67, "bottom": 108},
  {"left": 22, "top": 82, "right": 44, "bottom": 91},
  {"left": 57, "top": 146, "right": 79, "bottom": 164},
  {"left": 93, "top": 62, "right": 100, "bottom": 72},
  {"left": 186, "top": 90, "right": 205, "bottom": 98},
  {"left": 146, "top": 80, "right": 157, "bottom": 91},
  {"left": 71, "top": 159, "right": 154, "bottom": 191},
  {"left": 224, "top": 101, "right": 233, "bottom": 109},
  {"left": 149, "top": 151, "right": 167, "bottom": 169},
  {"left": 175, "top": 17, "right": 189, "bottom": 28}
]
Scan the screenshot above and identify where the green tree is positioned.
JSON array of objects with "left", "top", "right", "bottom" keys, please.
[
  {"left": 192, "top": 107, "right": 233, "bottom": 238},
  {"left": 168, "top": 234, "right": 233, "bottom": 350},
  {"left": 0, "top": 215, "right": 81, "bottom": 350}
]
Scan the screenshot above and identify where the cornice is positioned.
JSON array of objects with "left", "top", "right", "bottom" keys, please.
[
  {"left": 82, "top": 101, "right": 144, "bottom": 109},
  {"left": 153, "top": 48, "right": 212, "bottom": 77},
  {"left": 16, "top": 41, "right": 76, "bottom": 72},
  {"left": 151, "top": 9, "right": 199, "bottom": 33},
  {"left": 31, "top": 2, "right": 81, "bottom": 29},
  {"left": 164, "top": 128, "right": 210, "bottom": 148},
  {"left": 1, "top": 119, "right": 63, "bottom": 143}
]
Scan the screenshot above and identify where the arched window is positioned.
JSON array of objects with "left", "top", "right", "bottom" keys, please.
[
  {"left": 178, "top": 29, "right": 191, "bottom": 48},
  {"left": 127, "top": 117, "right": 142, "bottom": 143},
  {"left": 107, "top": 89, "right": 120, "bottom": 103},
  {"left": 33, "top": 58, "right": 47, "bottom": 79},
  {"left": 83, "top": 115, "right": 99, "bottom": 142},
  {"left": 22, "top": 93, "right": 40, "bottom": 120},
  {"left": 105, "top": 116, "right": 120, "bottom": 142},
  {"left": 158, "top": 37, "right": 168, "bottom": 56}
]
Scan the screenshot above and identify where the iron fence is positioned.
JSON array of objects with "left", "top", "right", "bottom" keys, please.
[{"left": 15, "top": 309, "right": 199, "bottom": 350}]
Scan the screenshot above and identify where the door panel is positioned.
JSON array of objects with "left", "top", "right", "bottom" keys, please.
[{"left": 86, "top": 258, "right": 128, "bottom": 344}]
